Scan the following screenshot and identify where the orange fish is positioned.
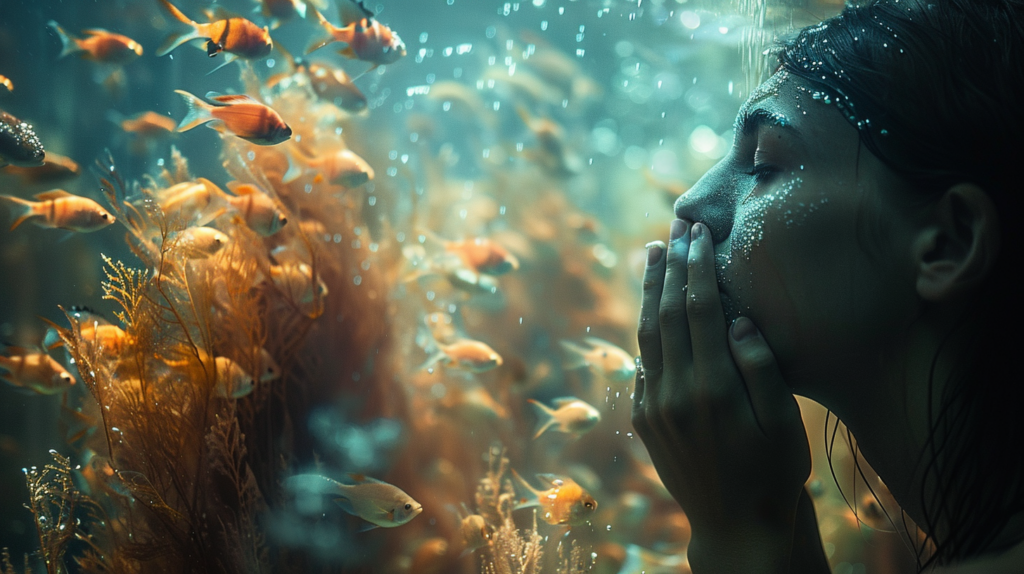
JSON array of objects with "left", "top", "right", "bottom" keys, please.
[
  {"left": 560, "top": 337, "right": 636, "bottom": 383},
  {"left": 511, "top": 469, "right": 598, "bottom": 526},
  {"left": 0, "top": 346, "right": 76, "bottom": 395},
  {"left": 222, "top": 181, "right": 288, "bottom": 235},
  {"left": 284, "top": 145, "right": 373, "bottom": 187},
  {"left": 307, "top": 62, "right": 368, "bottom": 112},
  {"left": 444, "top": 237, "right": 520, "bottom": 275},
  {"left": 48, "top": 21, "right": 143, "bottom": 65},
  {"left": 307, "top": 1, "right": 405, "bottom": 68},
  {"left": 174, "top": 91, "right": 292, "bottom": 146},
  {"left": 0, "top": 111, "right": 44, "bottom": 168},
  {"left": 118, "top": 111, "right": 177, "bottom": 137},
  {"left": 424, "top": 339, "right": 503, "bottom": 373},
  {"left": 1, "top": 190, "right": 114, "bottom": 232},
  {"left": 1, "top": 152, "right": 80, "bottom": 185},
  {"left": 0, "top": 75, "right": 12, "bottom": 93},
  {"left": 157, "top": 0, "right": 273, "bottom": 72},
  {"left": 528, "top": 397, "right": 601, "bottom": 439}
]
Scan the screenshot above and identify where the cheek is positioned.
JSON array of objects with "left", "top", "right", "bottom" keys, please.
[{"left": 720, "top": 179, "right": 857, "bottom": 379}]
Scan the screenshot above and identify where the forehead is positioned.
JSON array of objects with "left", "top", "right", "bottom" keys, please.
[{"left": 739, "top": 71, "right": 858, "bottom": 154}]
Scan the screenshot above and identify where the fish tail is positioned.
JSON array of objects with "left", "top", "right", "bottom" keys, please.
[
  {"left": 47, "top": 20, "right": 81, "bottom": 59},
  {"left": 173, "top": 90, "right": 213, "bottom": 132},
  {"left": 156, "top": 0, "right": 201, "bottom": 57},
  {"left": 157, "top": 28, "right": 202, "bottom": 57},
  {"left": 510, "top": 469, "right": 539, "bottom": 510},
  {"left": 158, "top": 0, "right": 197, "bottom": 26},
  {"left": 528, "top": 399, "right": 556, "bottom": 439},
  {"left": 559, "top": 340, "right": 590, "bottom": 370},
  {"left": 0, "top": 195, "right": 38, "bottom": 231}
]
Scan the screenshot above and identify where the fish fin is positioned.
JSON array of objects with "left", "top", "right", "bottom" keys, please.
[
  {"left": 47, "top": 21, "right": 82, "bottom": 59},
  {"left": 205, "top": 53, "right": 240, "bottom": 76},
  {"left": 332, "top": 495, "right": 356, "bottom": 515},
  {"left": 34, "top": 189, "right": 74, "bottom": 200},
  {"left": 559, "top": 340, "right": 590, "bottom": 370},
  {"left": 0, "top": 195, "right": 36, "bottom": 231},
  {"left": 173, "top": 90, "right": 213, "bottom": 132},
  {"left": 207, "top": 120, "right": 228, "bottom": 134},
  {"left": 42, "top": 327, "right": 64, "bottom": 351},
  {"left": 206, "top": 92, "right": 258, "bottom": 105},
  {"left": 535, "top": 473, "right": 565, "bottom": 487},
  {"left": 305, "top": 35, "right": 334, "bottom": 55},
  {"left": 156, "top": 28, "right": 202, "bottom": 57},
  {"left": 583, "top": 336, "right": 616, "bottom": 349},
  {"left": 417, "top": 349, "right": 448, "bottom": 372},
  {"left": 552, "top": 396, "right": 581, "bottom": 408},
  {"left": 294, "top": 0, "right": 308, "bottom": 19},
  {"left": 357, "top": 521, "right": 380, "bottom": 532},
  {"left": 82, "top": 28, "right": 111, "bottom": 36},
  {"left": 346, "top": 472, "right": 384, "bottom": 484},
  {"left": 338, "top": 46, "right": 356, "bottom": 59},
  {"left": 55, "top": 230, "right": 76, "bottom": 243},
  {"left": 338, "top": 0, "right": 373, "bottom": 26},
  {"left": 158, "top": 0, "right": 198, "bottom": 26},
  {"left": 282, "top": 150, "right": 303, "bottom": 183},
  {"left": 510, "top": 469, "right": 540, "bottom": 510},
  {"left": 527, "top": 399, "right": 556, "bottom": 439}
]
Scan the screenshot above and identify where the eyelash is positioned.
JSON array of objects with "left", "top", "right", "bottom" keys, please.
[{"left": 748, "top": 163, "right": 778, "bottom": 183}]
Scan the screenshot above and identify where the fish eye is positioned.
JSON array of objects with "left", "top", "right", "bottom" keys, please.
[
  {"left": 404, "top": 503, "right": 412, "bottom": 510},
  {"left": 584, "top": 502, "right": 594, "bottom": 509}
]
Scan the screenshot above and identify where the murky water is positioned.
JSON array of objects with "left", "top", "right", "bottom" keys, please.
[{"left": 0, "top": 0, "right": 916, "bottom": 572}]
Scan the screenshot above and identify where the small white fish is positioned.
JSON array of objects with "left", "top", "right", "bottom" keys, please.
[
  {"left": 286, "top": 473, "right": 422, "bottom": 529},
  {"left": 1, "top": 190, "right": 114, "bottom": 232},
  {"left": 528, "top": 397, "right": 600, "bottom": 439},
  {"left": 560, "top": 337, "right": 636, "bottom": 382}
]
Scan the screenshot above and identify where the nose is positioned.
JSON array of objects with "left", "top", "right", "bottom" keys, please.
[{"left": 673, "top": 160, "right": 739, "bottom": 243}]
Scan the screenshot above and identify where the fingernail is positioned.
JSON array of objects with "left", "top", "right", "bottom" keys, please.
[
  {"left": 645, "top": 241, "right": 663, "bottom": 265},
  {"left": 731, "top": 316, "right": 758, "bottom": 342},
  {"left": 691, "top": 222, "right": 704, "bottom": 240},
  {"left": 669, "top": 219, "right": 687, "bottom": 242}
]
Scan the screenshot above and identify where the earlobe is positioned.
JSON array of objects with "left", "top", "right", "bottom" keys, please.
[{"left": 915, "top": 183, "right": 1001, "bottom": 301}]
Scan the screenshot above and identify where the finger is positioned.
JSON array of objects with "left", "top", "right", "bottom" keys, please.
[
  {"left": 631, "top": 356, "right": 646, "bottom": 422},
  {"left": 728, "top": 316, "right": 803, "bottom": 437},
  {"left": 637, "top": 240, "right": 667, "bottom": 389},
  {"left": 658, "top": 219, "right": 692, "bottom": 365},
  {"left": 685, "top": 222, "right": 733, "bottom": 388}
]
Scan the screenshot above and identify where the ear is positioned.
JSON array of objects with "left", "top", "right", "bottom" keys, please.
[{"left": 913, "top": 183, "right": 1001, "bottom": 301}]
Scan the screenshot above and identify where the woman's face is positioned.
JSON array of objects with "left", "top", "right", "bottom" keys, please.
[{"left": 675, "top": 71, "right": 921, "bottom": 403}]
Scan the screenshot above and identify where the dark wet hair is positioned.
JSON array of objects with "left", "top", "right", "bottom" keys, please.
[{"left": 777, "top": 0, "right": 1024, "bottom": 568}]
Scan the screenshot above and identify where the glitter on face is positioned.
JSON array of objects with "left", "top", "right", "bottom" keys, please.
[{"left": 733, "top": 177, "right": 803, "bottom": 259}]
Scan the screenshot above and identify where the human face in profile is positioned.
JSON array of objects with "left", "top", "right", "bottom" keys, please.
[{"left": 673, "top": 71, "right": 923, "bottom": 407}]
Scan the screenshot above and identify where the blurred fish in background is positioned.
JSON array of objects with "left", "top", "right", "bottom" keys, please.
[{"left": 0, "top": 0, "right": 917, "bottom": 573}]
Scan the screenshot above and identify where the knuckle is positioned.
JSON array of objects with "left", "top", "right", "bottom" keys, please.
[
  {"left": 637, "top": 322, "right": 658, "bottom": 343},
  {"left": 658, "top": 301, "right": 685, "bottom": 325}
]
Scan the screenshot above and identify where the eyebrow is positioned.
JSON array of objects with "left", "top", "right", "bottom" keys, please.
[{"left": 735, "top": 107, "right": 801, "bottom": 138}]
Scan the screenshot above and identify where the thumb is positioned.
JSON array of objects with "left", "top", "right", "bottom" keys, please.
[{"left": 728, "top": 317, "right": 802, "bottom": 437}]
